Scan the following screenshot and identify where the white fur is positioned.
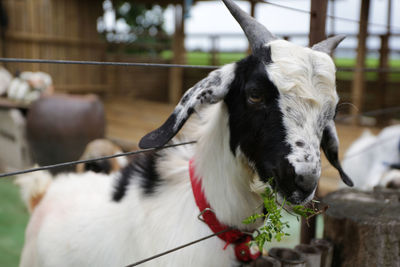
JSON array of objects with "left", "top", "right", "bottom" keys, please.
[
  {"left": 14, "top": 168, "right": 52, "bottom": 213},
  {"left": 19, "top": 40, "right": 341, "bottom": 266},
  {"left": 19, "top": 103, "right": 261, "bottom": 267},
  {"left": 342, "top": 125, "right": 400, "bottom": 190},
  {"left": 267, "top": 40, "right": 339, "bottom": 197}
]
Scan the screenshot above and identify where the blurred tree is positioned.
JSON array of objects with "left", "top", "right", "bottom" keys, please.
[
  {"left": 98, "top": 0, "right": 170, "bottom": 54},
  {"left": 114, "top": 1, "right": 166, "bottom": 39}
]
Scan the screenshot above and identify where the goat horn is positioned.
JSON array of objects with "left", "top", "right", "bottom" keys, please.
[
  {"left": 222, "top": 0, "right": 277, "bottom": 54},
  {"left": 311, "top": 35, "right": 346, "bottom": 54}
]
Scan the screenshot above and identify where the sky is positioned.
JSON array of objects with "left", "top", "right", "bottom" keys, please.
[{"left": 101, "top": 0, "right": 400, "bottom": 56}]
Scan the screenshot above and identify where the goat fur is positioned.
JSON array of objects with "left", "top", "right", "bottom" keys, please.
[
  {"left": 342, "top": 125, "right": 400, "bottom": 189},
  {"left": 18, "top": 18, "right": 348, "bottom": 267}
]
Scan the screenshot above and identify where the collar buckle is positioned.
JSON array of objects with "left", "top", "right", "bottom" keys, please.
[{"left": 197, "top": 207, "right": 215, "bottom": 223}]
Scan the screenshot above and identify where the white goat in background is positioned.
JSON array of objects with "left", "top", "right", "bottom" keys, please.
[
  {"left": 342, "top": 124, "right": 400, "bottom": 190},
  {"left": 18, "top": 0, "right": 352, "bottom": 266}
]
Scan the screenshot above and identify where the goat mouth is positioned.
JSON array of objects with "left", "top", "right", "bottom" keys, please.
[
  {"left": 276, "top": 187, "right": 316, "bottom": 205},
  {"left": 251, "top": 173, "right": 315, "bottom": 205},
  {"left": 272, "top": 176, "right": 316, "bottom": 205}
]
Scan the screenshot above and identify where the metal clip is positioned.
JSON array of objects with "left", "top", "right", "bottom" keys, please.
[{"left": 197, "top": 208, "right": 215, "bottom": 223}]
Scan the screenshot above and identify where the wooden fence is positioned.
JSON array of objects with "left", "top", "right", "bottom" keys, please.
[
  {"left": 0, "top": 0, "right": 398, "bottom": 115},
  {"left": 1, "top": 0, "right": 107, "bottom": 94}
]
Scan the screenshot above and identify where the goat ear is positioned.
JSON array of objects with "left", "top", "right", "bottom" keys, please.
[
  {"left": 321, "top": 121, "right": 354, "bottom": 187},
  {"left": 139, "top": 64, "right": 235, "bottom": 149}
]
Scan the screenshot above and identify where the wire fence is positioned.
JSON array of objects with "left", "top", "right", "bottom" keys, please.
[
  {"left": 125, "top": 228, "right": 232, "bottom": 267},
  {"left": 1, "top": 105, "right": 397, "bottom": 179},
  {"left": 1, "top": 55, "right": 400, "bottom": 266},
  {"left": 0, "top": 141, "right": 196, "bottom": 179},
  {"left": 0, "top": 58, "right": 217, "bottom": 70},
  {"left": 0, "top": 3, "right": 400, "bottom": 264},
  {"left": 0, "top": 61, "right": 399, "bottom": 266}
]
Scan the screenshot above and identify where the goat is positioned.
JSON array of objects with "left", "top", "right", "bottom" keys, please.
[
  {"left": 18, "top": 1, "right": 352, "bottom": 266},
  {"left": 76, "top": 138, "right": 129, "bottom": 174},
  {"left": 342, "top": 124, "right": 400, "bottom": 190},
  {"left": 15, "top": 139, "right": 127, "bottom": 213},
  {"left": 15, "top": 168, "right": 52, "bottom": 213}
]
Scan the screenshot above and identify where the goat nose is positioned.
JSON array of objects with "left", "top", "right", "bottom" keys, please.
[{"left": 295, "top": 174, "right": 317, "bottom": 193}]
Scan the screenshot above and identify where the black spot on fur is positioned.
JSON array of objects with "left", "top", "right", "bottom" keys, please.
[
  {"left": 112, "top": 151, "right": 161, "bottom": 201},
  {"left": 296, "top": 140, "right": 305, "bottom": 147},
  {"left": 187, "top": 107, "right": 195, "bottom": 117},
  {"left": 181, "top": 92, "right": 191, "bottom": 104},
  {"left": 84, "top": 159, "right": 111, "bottom": 174}
]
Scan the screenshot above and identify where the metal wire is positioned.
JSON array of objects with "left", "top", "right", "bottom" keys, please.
[
  {"left": 3, "top": 105, "right": 398, "bottom": 264},
  {"left": 0, "top": 2, "right": 398, "bottom": 265},
  {"left": 0, "top": 58, "right": 218, "bottom": 69},
  {"left": 2, "top": 57, "right": 400, "bottom": 74},
  {"left": 1, "top": 106, "right": 398, "bottom": 179},
  {"left": 0, "top": 141, "right": 196, "bottom": 179},
  {"left": 127, "top": 121, "right": 400, "bottom": 266},
  {"left": 125, "top": 228, "right": 232, "bottom": 267}
]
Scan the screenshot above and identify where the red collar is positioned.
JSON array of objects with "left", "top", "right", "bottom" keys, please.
[{"left": 189, "top": 159, "right": 260, "bottom": 262}]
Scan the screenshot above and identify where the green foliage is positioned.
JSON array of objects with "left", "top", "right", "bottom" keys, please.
[
  {"left": 242, "top": 181, "right": 317, "bottom": 251},
  {"left": 291, "top": 205, "right": 315, "bottom": 218}
]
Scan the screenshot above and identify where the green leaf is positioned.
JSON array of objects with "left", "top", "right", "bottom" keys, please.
[{"left": 242, "top": 180, "right": 317, "bottom": 250}]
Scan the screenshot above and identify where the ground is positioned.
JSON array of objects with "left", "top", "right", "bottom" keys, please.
[{"left": 0, "top": 178, "right": 29, "bottom": 267}]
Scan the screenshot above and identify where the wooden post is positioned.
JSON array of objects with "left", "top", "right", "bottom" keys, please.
[
  {"left": 210, "top": 35, "right": 219, "bottom": 66},
  {"left": 377, "top": 34, "right": 389, "bottom": 125},
  {"left": 168, "top": 3, "right": 186, "bottom": 104},
  {"left": 26, "top": 0, "right": 40, "bottom": 71},
  {"left": 350, "top": 0, "right": 370, "bottom": 124},
  {"left": 301, "top": 0, "right": 328, "bottom": 245},
  {"left": 376, "top": 0, "right": 392, "bottom": 125},
  {"left": 0, "top": 0, "right": 6, "bottom": 59},
  {"left": 323, "top": 188, "right": 400, "bottom": 266},
  {"left": 309, "top": 0, "right": 328, "bottom": 46},
  {"left": 329, "top": 0, "right": 336, "bottom": 35}
]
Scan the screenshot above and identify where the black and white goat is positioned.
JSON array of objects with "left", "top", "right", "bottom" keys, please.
[{"left": 19, "top": 1, "right": 352, "bottom": 266}]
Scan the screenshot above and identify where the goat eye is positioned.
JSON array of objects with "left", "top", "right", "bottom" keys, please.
[{"left": 248, "top": 93, "right": 263, "bottom": 104}]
